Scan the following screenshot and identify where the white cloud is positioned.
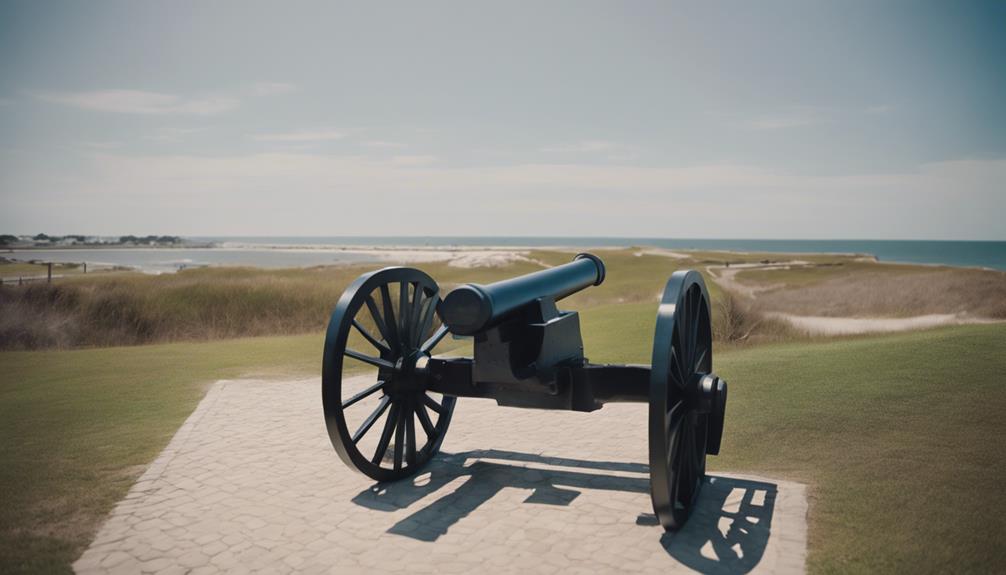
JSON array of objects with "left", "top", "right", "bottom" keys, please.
[
  {"left": 252, "top": 129, "right": 345, "bottom": 142},
  {"left": 41, "top": 152, "right": 1000, "bottom": 238},
  {"left": 147, "top": 127, "right": 205, "bottom": 142},
  {"left": 80, "top": 141, "right": 120, "bottom": 149},
  {"left": 252, "top": 82, "right": 298, "bottom": 96},
  {"left": 362, "top": 140, "right": 406, "bottom": 149},
  {"left": 36, "top": 90, "right": 238, "bottom": 115},
  {"left": 748, "top": 106, "right": 824, "bottom": 130},
  {"left": 390, "top": 155, "right": 437, "bottom": 167},
  {"left": 541, "top": 140, "right": 619, "bottom": 153}
]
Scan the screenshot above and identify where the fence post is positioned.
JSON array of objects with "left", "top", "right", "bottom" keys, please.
[
  {"left": 48, "top": 262, "right": 53, "bottom": 283},
  {"left": 83, "top": 262, "right": 87, "bottom": 274}
]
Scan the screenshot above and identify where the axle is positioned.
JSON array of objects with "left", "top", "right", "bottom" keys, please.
[{"left": 424, "top": 357, "right": 647, "bottom": 411}]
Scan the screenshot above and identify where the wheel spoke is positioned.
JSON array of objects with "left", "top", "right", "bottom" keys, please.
[
  {"left": 668, "top": 416, "right": 685, "bottom": 507},
  {"left": 693, "top": 346, "right": 708, "bottom": 373},
  {"left": 352, "top": 395, "right": 391, "bottom": 444},
  {"left": 681, "top": 291, "right": 691, "bottom": 371},
  {"left": 352, "top": 319, "right": 391, "bottom": 355},
  {"left": 415, "top": 292, "right": 439, "bottom": 349},
  {"left": 689, "top": 290, "right": 701, "bottom": 369},
  {"left": 371, "top": 402, "right": 399, "bottom": 464},
  {"left": 670, "top": 345, "right": 687, "bottom": 389},
  {"left": 416, "top": 402, "right": 436, "bottom": 438},
  {"left": 393, "top": 403, "right": 406, "bottom": 471},
  {"left": 409, "top": 284, "right": 425, "bottom": 347},
  {"left": 399, "top": 281, "right": 411, "bottom": 348},
  {"left": 422, "top": 393, "right": 445, "bottom": 415},
  {"left": 364, "top": 295, "right": 393, "bottom": 349},
  {"left": 421, "top": 324, "right": 449, "bottom": 354},
  {"left": 678, "top": 421, "right": 693, "bottom": 504},
  {"left": 405, "top": 404, "right": 417, "bottom": 466},
  {"left": 345, "top": 348, "right": 396, "bottom": 370},
  {"left": 665, "top": 399, "right": 685, "bottom": 439},
  {"left": 380, "top": 284, "right": 399, "bottom": 351},
  {"left": 342, "top": 380, "right": 385, "bottom": 409}
]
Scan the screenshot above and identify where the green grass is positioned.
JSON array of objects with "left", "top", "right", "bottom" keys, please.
[
  {"left": 0, "top": 334, "right": 324, "bottom": 573},
  {"left": 3, "top": 323, "right": 1004, "bottom": 573},
  {"left": 581, "top": 305, "right": 1006, "bottom": 573},
  {"left": 2, "top": 253, "right": 1004, "bottom": 573}
]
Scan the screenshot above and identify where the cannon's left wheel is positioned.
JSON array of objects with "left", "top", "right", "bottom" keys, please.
[
  {"left": 323, "top": 267, "right": 456, "bottom": 482},
  {"left": 649, "top": 270, "right": 714, "bottom": 530}
]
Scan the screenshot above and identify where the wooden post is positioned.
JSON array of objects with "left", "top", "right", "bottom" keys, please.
[
  {"left": 83, "top": 262, "right": 87, "bottom": 274},
  {"left": 48, "top": 262, "right": 53, "bottom": 283}
]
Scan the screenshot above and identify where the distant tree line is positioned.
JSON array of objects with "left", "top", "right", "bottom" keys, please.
[
  {"left": 116, "top": 235, "right": 183, "bottom": 245},
  {"left": 0, "top": 234, "right": 184, "bottom": 246}
]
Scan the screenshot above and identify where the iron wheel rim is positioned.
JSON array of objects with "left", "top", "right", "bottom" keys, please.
[
  {"left": 649, "top": 270, "right": 712, "bottom": 530},
  {"left": 322, "top": 267, "right": 456, "bottom": 482}
]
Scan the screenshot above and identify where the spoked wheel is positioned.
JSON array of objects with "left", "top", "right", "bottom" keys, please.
[
  {"left": 649, "top": 270, "right": 725, "bottom": 530},
  {"left": 322, "top": 267, "right": 456, "bottom": 482}
]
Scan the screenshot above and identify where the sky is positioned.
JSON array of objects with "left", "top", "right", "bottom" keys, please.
[{"left": 1, "top": 0, "right": 1004, "bottom": 239}]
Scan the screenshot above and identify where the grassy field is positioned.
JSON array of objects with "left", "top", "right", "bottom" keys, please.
[
  {"left": 1, "top": 315, "right": 1004, "bottom": 573},
  {"left": 0, "top": 249, "right": 749, "bottom": 350},
  {"left": 727, "top": 259, "right": 1006, "bottom": 319},
  {"left": 2, "top": 252, "right": 1004, "bottom": 573},
  {"left": 0, "top": 261, "right": 94, "bottom": 280}
]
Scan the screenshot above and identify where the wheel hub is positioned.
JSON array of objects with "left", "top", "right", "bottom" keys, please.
[{"left": 389, "top": 351, "right": 431, "bottom": 393}]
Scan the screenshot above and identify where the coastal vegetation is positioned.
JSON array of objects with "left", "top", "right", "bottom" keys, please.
[
  {"left": 3, "top": 248, "right": 1003, "bottom": 351},
  {"left": 1, "top": 249, "right": 1005, "bottom": 572}
]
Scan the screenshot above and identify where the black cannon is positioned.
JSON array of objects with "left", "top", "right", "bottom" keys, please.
[{"left": 322, "top": 254, "right": 728, "bottom": 530}]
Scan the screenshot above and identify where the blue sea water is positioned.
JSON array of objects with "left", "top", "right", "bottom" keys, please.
[{"left": 197, "top": 237, "right": 1006, "bottom": 271}]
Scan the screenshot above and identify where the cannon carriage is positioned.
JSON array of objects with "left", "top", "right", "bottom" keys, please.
[{"left": 322, "top": 254, "right": 728, "bottom": 530}]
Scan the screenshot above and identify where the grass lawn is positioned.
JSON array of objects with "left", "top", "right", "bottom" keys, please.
[
  {"left": 581, "top": 308, "right": 1006, "bottom": 573},
  {"left": 0, "top": 334, "right": 324, "bottom": 573},
  {"left": 2, "top": 307, "right": 1004, "bottom": 572}
]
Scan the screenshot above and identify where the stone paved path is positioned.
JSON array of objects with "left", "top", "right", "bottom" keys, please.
[{"left": 75, "top": 377, "right": 807, "bottom": 574}]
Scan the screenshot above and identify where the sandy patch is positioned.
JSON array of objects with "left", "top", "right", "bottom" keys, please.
[
  {"left": 770, "top": 312, "right": 999, "bottom": 335},
  {"left": 706, "top": 262, "right": 812, "bottom": 298},
  {"left": 334, "top": 248, "right": 543, "bottom": 269},
  {"left": 635, "top": 248, "right": 691, "bottom": 259}
]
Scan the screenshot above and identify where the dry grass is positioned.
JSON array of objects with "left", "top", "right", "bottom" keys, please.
[
  {"left": 711, "top": 290, "right": 797, "bottom": 344},
  {"left": 0, "top": 249, "right": 717, "bottom": 351},
  {"left": 0, "top": 266, "right": 360, "bottom": 350},
  {"left": 753, "top": 267, "right": 1006, "bottom": 318}
]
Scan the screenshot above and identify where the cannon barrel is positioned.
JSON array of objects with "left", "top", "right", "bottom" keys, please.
[{"left": 439, "top": 253, "right": 605, "bottom": 335}]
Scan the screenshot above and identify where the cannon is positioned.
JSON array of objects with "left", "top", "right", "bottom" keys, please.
[{"left": 322, "top": 254, "right": 728, "bottom": 530}]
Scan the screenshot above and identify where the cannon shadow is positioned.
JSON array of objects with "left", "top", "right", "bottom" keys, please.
[{"left": 351, "top": 449, "right": 776, "bottom": 574}]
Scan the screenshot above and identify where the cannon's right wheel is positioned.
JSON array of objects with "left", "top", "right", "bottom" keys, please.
[
  {"left": 649, "top": 270, "right": 713, "bottom": 530},
  {"left": 322, "top": 267, "right": 456, "bottom": 482}
]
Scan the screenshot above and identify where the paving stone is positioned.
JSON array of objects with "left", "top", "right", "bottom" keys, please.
[{"left": 74, "top": 377, "right": 807, "bottom": 574}]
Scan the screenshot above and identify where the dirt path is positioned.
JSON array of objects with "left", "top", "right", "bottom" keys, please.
[
  {"left": 767, "top": 312, "right": 998, "bottom": 336},
  {"left": 706, "top": 262, "right": 1002, "bottom": 335}
]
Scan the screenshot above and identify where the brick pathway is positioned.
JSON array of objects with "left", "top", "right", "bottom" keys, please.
[{"left": 74, "top": 377, "right": 807, "bottom": 574}]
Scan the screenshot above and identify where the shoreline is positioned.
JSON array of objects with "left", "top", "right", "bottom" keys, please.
[{"left": 4, "top": 243, "right": 1005, "bottom": 273}]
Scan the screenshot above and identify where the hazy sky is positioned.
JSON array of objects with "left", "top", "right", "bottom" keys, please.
[{"left": 1, "top": 1, "right": 1003, "bottom": 239}]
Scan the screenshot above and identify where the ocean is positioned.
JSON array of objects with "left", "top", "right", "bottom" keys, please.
[{"left": 6, "top": 238, "right": 1005, "bottom": 273}]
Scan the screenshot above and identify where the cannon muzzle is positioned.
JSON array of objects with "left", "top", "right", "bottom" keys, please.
[{"left": 439, "top": 253, "right": 605, "bottom": 335}]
